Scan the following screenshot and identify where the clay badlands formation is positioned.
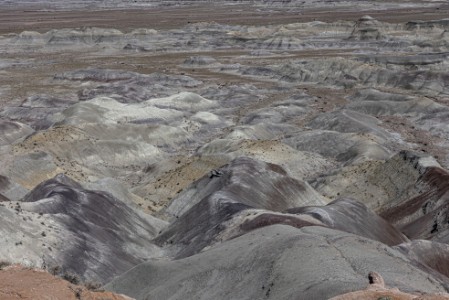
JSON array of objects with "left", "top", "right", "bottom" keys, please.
[{"left": 2, "top": 0, "right": 449, "bottom": 299}]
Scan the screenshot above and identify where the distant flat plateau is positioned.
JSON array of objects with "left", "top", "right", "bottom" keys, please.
[{"left": 0, "top": 3, "right": 448, "bottom": 34}]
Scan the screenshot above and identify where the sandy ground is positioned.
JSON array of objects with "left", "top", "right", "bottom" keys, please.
[{"left": 0, "top": 265, "right": 130, "bottom": 300}]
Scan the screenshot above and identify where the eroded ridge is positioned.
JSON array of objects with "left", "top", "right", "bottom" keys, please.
[{"left": 2, "top": 1, "right": 449, "bottom": 299}]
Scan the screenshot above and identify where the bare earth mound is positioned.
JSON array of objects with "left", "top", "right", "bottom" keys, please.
[{"left": 2, "top": 0, "right": 449, "bottom": 299}]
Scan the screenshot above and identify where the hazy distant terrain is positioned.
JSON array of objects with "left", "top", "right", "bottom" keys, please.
[{"left": 1, "top": 1, "right": 449, "bottom": 299}]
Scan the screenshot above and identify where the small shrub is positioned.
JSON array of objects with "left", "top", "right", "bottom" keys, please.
[
  {"left": 84, "top": 281, "right": 102, "bottom": 291},
  {"left": 49, "top": 265, "right": 61, "bottom": 276},
  {"left": 0, "top": 260, "right": 11, "bottom": 270},
  {"left": 63, "top": 272, "right": 80, "bottom": 285},
  {"left": 69, "top": 286, "right": 82, "bottom": 300}
]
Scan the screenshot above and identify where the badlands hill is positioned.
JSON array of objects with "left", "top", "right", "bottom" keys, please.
[{"left": 1, "top": 0, "right": 449, "bottom": 299}]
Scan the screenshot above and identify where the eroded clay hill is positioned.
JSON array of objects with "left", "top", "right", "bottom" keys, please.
[{"left": 1, "top": 0, "right": 449, "bottom": 299}]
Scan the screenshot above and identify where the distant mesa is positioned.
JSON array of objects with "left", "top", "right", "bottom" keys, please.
[
  {"left": 349, "top": 15, "right": 385, "bottom": 41},
  {"left": 406, "top": 18, "right": 449, "bottom": 31}
]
